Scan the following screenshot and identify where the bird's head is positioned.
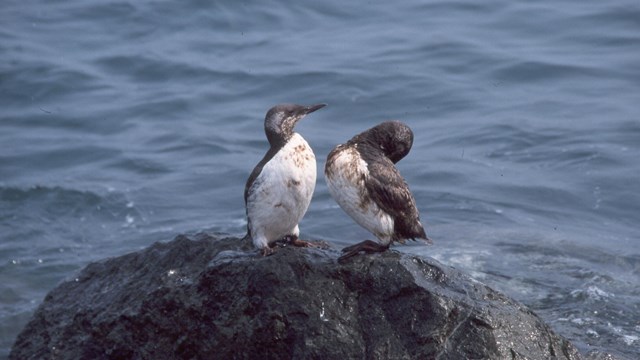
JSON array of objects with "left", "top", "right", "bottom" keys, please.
[
  {"left": 357, "top": 121, "right": 414, "bottom": 163},
  {"left": 264, "top": 103, "right": 326, "bottom": 147}
]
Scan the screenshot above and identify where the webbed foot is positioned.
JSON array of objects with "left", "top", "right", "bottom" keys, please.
[
  {"left": 338, "top": 240, "right": 389, "bottom": 262},
  {"left": 261, "top": 245, "right": 275, "bottom": 256},
  {"left": 283, "top": 235, "right": 330, "bottom": 249}
]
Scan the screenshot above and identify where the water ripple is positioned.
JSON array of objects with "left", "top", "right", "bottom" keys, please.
[{"left": 2, "top": 0, "right": 640, "bottom": 357}]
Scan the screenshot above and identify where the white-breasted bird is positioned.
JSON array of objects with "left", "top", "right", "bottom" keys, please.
[{"left": 244, "top": 103, "right": 326, "bottom": 255}]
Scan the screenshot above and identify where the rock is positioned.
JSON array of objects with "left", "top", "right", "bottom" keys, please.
[{"left": 11, "top": 233, "right": 582, "bottom": 359}]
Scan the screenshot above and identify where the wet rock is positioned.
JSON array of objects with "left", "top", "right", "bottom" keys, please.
[{"left": 11, "top": 233, "right": 583, "bottom": 359}]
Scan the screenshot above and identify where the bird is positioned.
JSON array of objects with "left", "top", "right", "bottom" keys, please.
[
  {"left": 244, "top": 103, "right": 326, "bottom": 256},
  {"left": 324, "top": 120, "right": 431, "bottom": 261}
]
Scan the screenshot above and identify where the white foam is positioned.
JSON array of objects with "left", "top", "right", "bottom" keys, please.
[
  {"left": 123, "top": 214, "right": 135, "bottom": 227},
  {"left": 586, "top": 329, "right": 599, "bottom": 338},
  {"left": 622, "top": 334, "right": 639, "bottom": 346},
  {"left": 570, "top": 285, "right": 613, "bottom": 300}
]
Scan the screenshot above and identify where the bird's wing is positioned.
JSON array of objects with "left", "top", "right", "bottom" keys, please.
[
  {"left": 364, "top": 158, "right": 428, "bottom": 241},
  {"left": 364, "top": 159, "right": 415, "bottom": 216},
  {"left": 244, "top": 147, "right": 279, "bottom": 205}
]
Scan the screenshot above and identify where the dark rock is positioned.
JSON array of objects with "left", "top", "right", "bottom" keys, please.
[{"left": 11, "top": 233, "right": 583, "bottom": 359}]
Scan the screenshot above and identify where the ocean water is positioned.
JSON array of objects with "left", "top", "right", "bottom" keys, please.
[{"left": 1, "top": 0, "right": 639, "bottom": 358}]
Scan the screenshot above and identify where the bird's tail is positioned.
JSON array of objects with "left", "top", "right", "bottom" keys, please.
[
  {"left": 410, "top": 220, "right": 433, "bottom": 245},
  {"left": 421, "top": 234, "right": 433, "bottom": 245}
]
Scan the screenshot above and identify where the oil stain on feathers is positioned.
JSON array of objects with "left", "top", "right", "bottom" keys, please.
[{"left": 325, "top": 121, "right": 431, "bottom": 261}]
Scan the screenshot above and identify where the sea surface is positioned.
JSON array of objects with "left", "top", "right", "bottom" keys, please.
[{"left": 1, "top": 0, "right": 639, "bottom": 358}]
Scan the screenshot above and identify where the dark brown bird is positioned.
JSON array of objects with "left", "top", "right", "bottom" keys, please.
[{"left": 324, "top": 121, "right": 431, "bottom": 261}]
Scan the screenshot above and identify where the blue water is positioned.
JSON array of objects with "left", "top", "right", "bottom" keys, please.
[{"left": 2, "top": 0, "right": 639, "bottom": 358}]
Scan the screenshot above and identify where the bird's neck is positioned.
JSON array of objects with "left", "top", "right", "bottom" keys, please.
[{"left": 267, "top": 132, "right": 290, "bottom": 148}]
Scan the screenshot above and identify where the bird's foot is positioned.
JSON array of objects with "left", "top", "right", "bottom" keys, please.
[
  {"left": 282, "top": 235, "right": 330, "bottom": 249},
  {"left": 338, "top": 240, "right": 389, "bottom": 263},
  {"left": 261, "top": 246, "right": 275, "bottom": 257}
]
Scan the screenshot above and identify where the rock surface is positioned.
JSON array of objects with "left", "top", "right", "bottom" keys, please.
[{"left": 11, "top": 233, "right": 583, "bottom": 359}]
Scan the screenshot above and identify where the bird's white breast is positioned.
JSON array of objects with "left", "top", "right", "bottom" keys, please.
[
  {"left": 247, "top": 133, "right": 316, "bottom": 248},
  {"left": 325, "top": 146, "right": 394, "bottom": 244}
]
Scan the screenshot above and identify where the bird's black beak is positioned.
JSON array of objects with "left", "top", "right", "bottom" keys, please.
[{"left": 303, "top": 103, "right": 327, "bottom": 114}]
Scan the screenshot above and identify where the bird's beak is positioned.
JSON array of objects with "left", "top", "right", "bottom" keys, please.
[{"left": 303, "top": 103, "right": 327, "bottom": 114}]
